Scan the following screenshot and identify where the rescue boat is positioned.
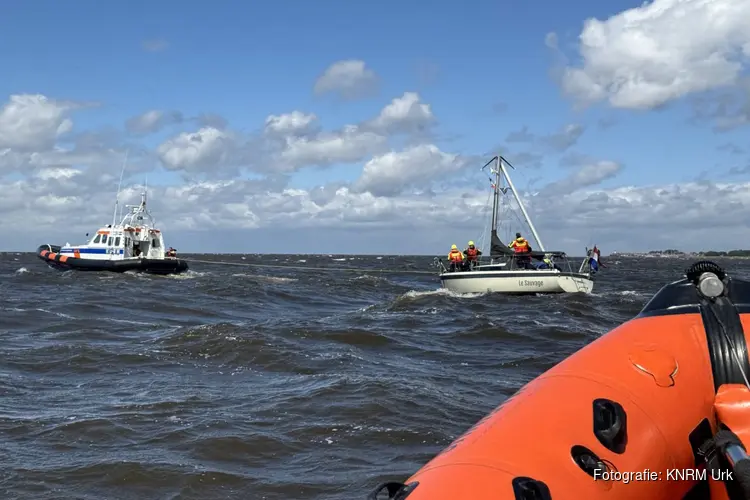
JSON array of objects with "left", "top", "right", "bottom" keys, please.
[
  {"left": 36, "top": 188, "right": 188, "bottom": 275},
  {"left": 369, "top": 260, "right": 750, "bottom": 499}
]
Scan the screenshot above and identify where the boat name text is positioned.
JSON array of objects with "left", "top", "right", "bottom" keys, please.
[{"left": 519, "top": 280, "right": 544, "bottom": 287}]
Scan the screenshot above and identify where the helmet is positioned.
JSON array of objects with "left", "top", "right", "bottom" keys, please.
[
  {"left": 468, "top": 240, "right": 474, "bottom": 246},
  {"left": 516, "top": 232, "right": 522, "bottom": 238},
  {"left": 451, "top": 244, "right": 457, "bottom": 250}
]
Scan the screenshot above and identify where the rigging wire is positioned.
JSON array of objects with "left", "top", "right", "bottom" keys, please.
[
  {"left": 477, "top": 187, "right": 493, "bottom": 255},
  {"left": 183, "top": 258, "right": 436, "bottom": 275}
]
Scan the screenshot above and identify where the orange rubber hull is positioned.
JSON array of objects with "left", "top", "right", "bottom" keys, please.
[
  {"left": 373, "top": 265, "right": 750, "bottom": 500},
  {"left": 403, "top": 313, "right": 721, "bottom": 499}
]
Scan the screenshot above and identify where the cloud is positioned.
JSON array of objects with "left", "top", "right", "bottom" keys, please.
[
  {"left": 1, "top": 50, "right": 744, "bottom": 256},
  {"left": 264, "top": 111, "right": 320, "bottom": 137},
  {"left": 506, "top": 126, "right": 534, "bottom": 143},
  {"left": 542, "top": 160, "right": 623, "bottom": 196},
  {"left": 557, "top": 0, "right": 750, "bottom": 110},
  {"left": 353, "top": 144, "right": 466, "bottom": 197},
  {"left": 152, "top": 90, "right": 438, "bottom": 176},
  {"left": 539, "top": 124, "right": 585, "bottom": 153},
  {"left": 504, "top": 123, "right": 584, "bottom": 153},
  {"left": 0, "top": 94, "right": 91, "bottom": 152},
  {"left": 125, "top": 110, "right": 184, "bottom": 135},
  {"left": 277, "top": 125, "right": 387, "bottom": 172},
  {"left": 5, "top": 156, "right": 747, "bottom": 254},
  {"left": 508, "top": 152, "right": 544, "bottom": 170},
  {"left": 539, "top": 180, "right": 750, "bottom": 251},
  {"left": 141, "top": 39, "right": 169, "bottom": 52},
  {"left": 363, "top": 92, "right": 435, "bottom": 135},
  {"left": 157, "top": 127, "right": 236, "bottom": 174},
  {"left": 313, "top": 60, "right": 379, "bottom": 100},
  {"left": 692, "top": 77, "right": 750, "bottom": 131},
  {"left": 196, "top": 113, "right": 228, "bottom": 130},
  {"left": 544, "top": 32, "right": 559, "bottom": 50}
]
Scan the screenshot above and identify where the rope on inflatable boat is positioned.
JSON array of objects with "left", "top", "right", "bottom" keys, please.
[{"left": 184, "top": 258, "right": 436, "bottom": 275}]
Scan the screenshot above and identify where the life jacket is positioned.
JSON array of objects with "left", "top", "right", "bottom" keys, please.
[
  {"left": 511, "top": 238, "right": 530, "bottom": 253},
  {"left": 448, "top": 250, "right": 463, "bottom": 262},
  {"left": 465, "top": 247, "right": 478, "bottom": 260}
]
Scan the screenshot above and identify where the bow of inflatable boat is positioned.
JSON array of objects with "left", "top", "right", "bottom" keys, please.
[{"left": 369, "top": 261, "right": 750, "bottom": 500}]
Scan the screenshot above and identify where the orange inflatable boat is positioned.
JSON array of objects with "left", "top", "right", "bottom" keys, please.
[{"left": 368, "top": 261, "right": 750, "bottom": 500}]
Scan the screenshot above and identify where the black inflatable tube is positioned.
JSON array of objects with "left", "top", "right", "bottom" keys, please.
[{"left": 36, "top": 244, "right": 189, "bottom": 275}]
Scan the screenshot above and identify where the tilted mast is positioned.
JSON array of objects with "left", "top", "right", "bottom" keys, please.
[
  {"left": 489, "top": 158, "right": 501, "bottom": 234},
  {"left": 497, "top": 155, "right": 546, "bottom": 252}
]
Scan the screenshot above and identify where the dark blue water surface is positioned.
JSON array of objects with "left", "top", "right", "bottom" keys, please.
[{"left": 1, "top": 253, "right": 743, "bottom": 499}]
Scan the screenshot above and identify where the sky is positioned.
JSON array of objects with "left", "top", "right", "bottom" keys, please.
[{"left": 0, "top": 0, "right": 749, "bottom": 255}]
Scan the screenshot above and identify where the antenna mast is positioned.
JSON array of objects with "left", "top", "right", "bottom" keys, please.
[{"left": 112, "top": 150, "right": 129, "bottom": 229}]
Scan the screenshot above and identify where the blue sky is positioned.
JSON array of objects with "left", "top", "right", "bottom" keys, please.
[{"left": 0, "top": 0, "right": 748, "bottom": 254}]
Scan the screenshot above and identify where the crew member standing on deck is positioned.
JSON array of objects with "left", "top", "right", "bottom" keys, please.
[
  {"left": 447, "top": 244, "right": 464, "bottom": 272},
  {"left": 463, "top": 241, "right": 482, "bottom": 270},
  {"left": 508, "top": 232, "right": 532, "bottom": 269}
]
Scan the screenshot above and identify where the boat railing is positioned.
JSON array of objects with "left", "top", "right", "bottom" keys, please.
[
  {"left": 436, "top": 252, "right": 576, "bottom": 274},
  {"left": 433, "top": 257, "right": 448, "bottom": 273},
  {"left": 578, "top": 256, "right": 589, "bottom": 273}
]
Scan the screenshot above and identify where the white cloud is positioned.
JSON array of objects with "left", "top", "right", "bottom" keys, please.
[
  {"left": 313, "top": 59, "right": 379, "bottom": 99},
  {"left": 542, "top": 160, "right": 623, "bottom": 195},
  {"left": 504, "top": 123, "right": 585, "bottom": 153},
  {"left": 154, "top": 90, "right": 439, "bottom": 176},
  {"left": 5, "top": 163, "right": 750, "bottom": 254},
  {"left": 126, "top": 110, "right": 183, "bottom": 134},
  {"left": 151, "top": 89, "right": 444, "bottom": 176},
  {"left": 0, "top": 94, "right": 82, "bottom": 151},
  {"left": 278, "top": 125, "right": 387, "bottom": 171},
  {"left": 1, "top": 54, "right": 746, "bottom": 256},
  {"left": 536, "top": 181, "right": 750, "bottom": 251},
  {"left": 559, "top": 0, "right": 750, "bottom": 109},
  {"left": 157, "top": 127, "right": 234, "bottom": 172},
  {"left": 264, "top": 111, "right": 319, "bottom": 137},
  {"left": 354, "top": 144, "right": 464, "bottom": 196},
  {"left": 365, "top": 92, "right": 435, "bottom": 134}
]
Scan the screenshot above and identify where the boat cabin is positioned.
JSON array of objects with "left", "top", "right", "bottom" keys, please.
[{"left": 60, "top": 224, "right": 166, "bottom": 261}]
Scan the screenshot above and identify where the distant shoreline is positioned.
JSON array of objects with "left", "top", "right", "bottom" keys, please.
[
  {"left": 610, "top": 251, "right": 750, "bottom": 259},
  {"left": 3, "top": 250, "right": 750, "bottom": 258}
]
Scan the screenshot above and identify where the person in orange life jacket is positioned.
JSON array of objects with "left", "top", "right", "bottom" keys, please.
[
  {"left": 508, "top": 232, "right": 533, "bottom": 269},
  {"left": 463, "top": 240, "right": 482, "bottom": 270},
  {"left": 447, "top": 244, "right": 464, "bottom": 272}
]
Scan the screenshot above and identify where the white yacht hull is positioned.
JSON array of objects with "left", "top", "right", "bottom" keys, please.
[{"left": 439, "top": 269, "right": 594, "bottom": 294}]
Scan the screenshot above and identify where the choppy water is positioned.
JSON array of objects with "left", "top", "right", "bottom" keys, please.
[{"left": 2, "top": 253, "right": 747, "bottom": 499}]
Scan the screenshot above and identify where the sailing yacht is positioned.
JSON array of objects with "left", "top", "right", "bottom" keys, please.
[{"left": 436, "top": 155, "right": 594, "bottom": 294}]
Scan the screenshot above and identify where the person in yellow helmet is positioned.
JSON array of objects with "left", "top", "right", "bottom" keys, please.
[
  {"left": 463, "top": 240, "right": 482, "bottom": 271},
  {"left": 447, "top": 244, "right": 464, "bottom": 272}
]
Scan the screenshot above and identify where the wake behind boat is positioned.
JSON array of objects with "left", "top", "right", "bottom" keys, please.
[
  {"left": 436, "top": 155, "right": 594, "bottom": 295},
  {"left": 36, "top": 188, "right": 188, "bottom": 275}
]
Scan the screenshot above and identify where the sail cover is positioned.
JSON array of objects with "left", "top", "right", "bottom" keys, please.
[{"left": 490, "top": 230, "right": 515, "bottom": 258}]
